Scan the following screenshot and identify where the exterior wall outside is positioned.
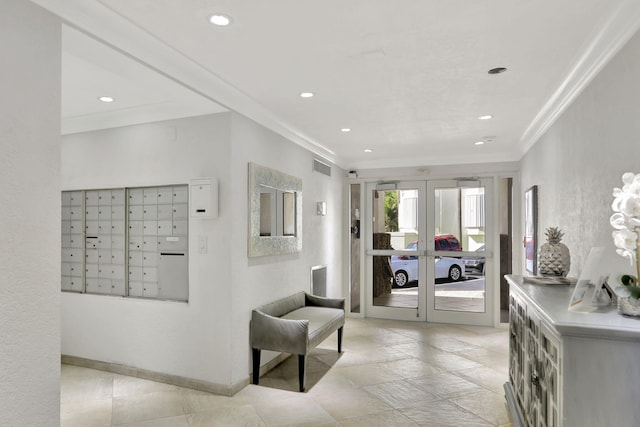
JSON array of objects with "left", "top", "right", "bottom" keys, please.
[
  {"left": 520, "top": 29, "right": 640, "bottom": 277},
  {"left": 0, "top": 1, "right": 62, "bottom": 425}
]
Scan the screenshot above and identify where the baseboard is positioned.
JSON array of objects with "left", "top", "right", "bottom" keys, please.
[{"left": 61, "top": 354, "right": 244, "bottom": 397}]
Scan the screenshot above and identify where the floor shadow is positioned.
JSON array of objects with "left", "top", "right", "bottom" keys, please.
[{"left": 258, "top": 347, "right": 343, "bottom": 393}]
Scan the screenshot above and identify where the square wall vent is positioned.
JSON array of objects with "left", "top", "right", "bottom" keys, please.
[{"left": 313, "top": 158, "right": 331, "bottom": 177}]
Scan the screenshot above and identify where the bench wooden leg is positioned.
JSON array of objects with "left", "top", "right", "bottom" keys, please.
[
  {"left": 252, "top": 348, "right": 261, "bottom": 385},
  {"left": 338, "top": 326, "right": 343, "bottom": 353},
  {"left": 298, "top": 354, "right": 306, "bottom": 392}
]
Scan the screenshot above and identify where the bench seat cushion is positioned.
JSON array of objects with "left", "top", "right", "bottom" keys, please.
[{"left": 282, "top": 306, "right": 344, "bottom": 349}]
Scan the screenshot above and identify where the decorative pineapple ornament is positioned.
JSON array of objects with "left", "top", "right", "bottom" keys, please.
[{"left": 538, "top": 227, "right": 571, "bottom": 276}]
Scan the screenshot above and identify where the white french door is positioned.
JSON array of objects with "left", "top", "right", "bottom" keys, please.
[
  {"left": 426, "top": 179, "right": 493, "bottom": 326},
  {"left": 364, "top": 181, "right": 426, "bottom": 321}
]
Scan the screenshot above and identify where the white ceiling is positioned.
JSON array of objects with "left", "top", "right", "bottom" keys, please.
[{"left": 42, "top": 0, "right": 640, "bottom": 170}]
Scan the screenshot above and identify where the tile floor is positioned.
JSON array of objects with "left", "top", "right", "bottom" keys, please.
[{"left": 61, "top": 317, "right": 512, "bottom": 426}]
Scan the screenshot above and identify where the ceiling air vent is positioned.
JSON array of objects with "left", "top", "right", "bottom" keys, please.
[{"left": 313, "top": 158, "right": 331, "bottom": 177}]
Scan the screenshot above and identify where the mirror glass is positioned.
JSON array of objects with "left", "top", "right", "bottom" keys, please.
[{"left": 249, "top": 163, "right": 302, "bottom": 257}]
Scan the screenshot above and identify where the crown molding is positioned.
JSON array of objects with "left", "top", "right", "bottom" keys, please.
[
  {"left": 33, "top": 0, "right": 340, "bottom": 165},
  {"left": 520, "top": 0, "right": 640, "bottom": 156}
]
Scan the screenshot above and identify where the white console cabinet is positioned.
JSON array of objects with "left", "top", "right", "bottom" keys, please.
[{"left": 505, "top": 275, "right": 640, "bottom": 427}]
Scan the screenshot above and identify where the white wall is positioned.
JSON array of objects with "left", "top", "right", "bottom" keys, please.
[
  {"left": 61, "top": 111, "right": 345, "bottom": 391},
  {"left": 228, "top": 113, "right": 344, "bottom": 386},
  {"left": 520, "top": 29, "right": 640, "bottom": 277},
  {"left": 62, "top": 113, "right": 234, "bottom": 385},
  {"left": 0, "top": 1, "right": 61, "bottom": 425}
]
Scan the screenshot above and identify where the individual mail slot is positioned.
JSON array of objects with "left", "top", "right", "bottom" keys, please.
[
  {"left": 85, "top": 249, "right": 99, "bottom": 264},
  {"left": 172, "top": 204, "right": 188, "bottom": 219},
  {"left": 128, "top": 205, "right": 144, "bottom": 220},
  {"left": 128, "top": 220, "right": 143, "bottom": 235},
  {"left": 110, "top": 250, "right": 125, "bottom": 265},
  {"left": 98, "top": 190, "right": 112, "bottom": 205},
  {"left": 61, "top": 192, "right": 72, "bottom": 207},
  {"left": 142, "top": 252, "right": 158, "bottom": 267},
  {"left": 69, "top": 208, "right": 82, "bottom": 220},
  {"left": 85, "top": 206, "right": 99, "bottom": 220},
  {"left": 69, "top": 236, "right": 83, "bottom": 249},
  {"left": 158, "top": 236, "right": 187, "bottom": 252},
  {"left": 158, "top": 252, "right": 188, "bottom": 301},
  {"left": 109, "top": 265, "right": 125, "bottom": 280},
  {"left": 85, "top": 191, "right": 100, "bottom": 206},
  {"left": 61, "top": 206, "right": 72, "bottom": 220},
  {"left": 86, "top": 221, "right": 99, "bottom": 234},
  {"left": 69, "top": 262, "right": 83, "bottom": 277},
  {"left": 128, "top": 188, "right": 144, "bottom": 205},
  {"left": 111, "top": 206, "right": 125, "bottom": 220},
  {"left": 111, "top": 221, "right": 125, "bottom": 235},
  {"left": 98, "top": 249, "right": 111, "bottom": 263},
  {"left": 61, "top": 276, "right": 72, "bottom": 291},
  {"left": 129, "top": 237, "right": 144, "bottom": 251},
  {"left": 68, "top": 278, "right": 82, "bottom": 291},
  {"left": 61, "top": 234, "right": 72, "bottom": 248},
  {"left": 128, "top": 266, "right": 143, "bottom": 282},
  {"left": 111, "top": 234, "right": 125, "bottom": 249},
  {"left": 111, "top": 280, "right": 125, "bottom": 295},
  {"left": 128, "top": 281, "right": 143, "bottom": 297},
  {"left": 97, "top": 237, "right": 112, "bottom": 249},
  {"left": 85, "top": 278, "right": 100, "bottom": 293},
  {"left": 97, "top": 264, "right": 111, "bottom": 278},
  {"left": 157, "top": 220, "right": 173, "bottom": 236},
  {"left": 61, "top": 220, "right": 71, "bottom": 234},
  {"left": 143, "top": 220, "right": 158, "bottom": 236},
  {"left": 143, "top": 239, "right": 159, "bottom": 252},
  {"left": 157, "top": 205, "right": 173, "bottom": 220},
  {"left": 156, "top": 187, "right": 172, "bottom": 204},
  {"left": 172, "top": 220, "right": 188, "bottom": 236},
  {"left": 98, "top": 208, "right": 111, "bottom": 221},
  {"left": 143, "top": 282, "right": 159, "bottom": 298},
  {"left": 97, "top": 279, "right": 112, "bottom": 294},
  {"left": 143, "top": 267, "right": 158, "bottom": 283},
  {"left": 98, "top": 220, "right": 111, "bottom": 233},
  {"left": 173, "top": 186, "right": 188, "bottom": 204},
  {"left": 128, "top": 251, "right": 143, "bottom": 266},
  {"left": 144, "top": 188, "right": 159, "bottom": 203},
  {"left": 70, "top": 220, "right": 82, "bottom": 233},
  {"left": 62, "top": 248, "right": 82, "bottom": 262},
  {"left": 111, "top": 189, "right": 125, "bottom": 206},
  {"left": 85, "top": 263, "right": 99, "bottom": 278},
  {"left": 143, "top": 205, "right": 158, "bottom": 220},
  {"left": 85, "top": 237, "right": 98, "bottom": 249},
  {"left": 69, "top": 191, "right": 83, "bottom": 206},
  {"left": 62, "top": 262, "right": 76, "bottom": 276}
]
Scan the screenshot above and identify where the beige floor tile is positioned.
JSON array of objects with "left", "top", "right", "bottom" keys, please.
[
  {"left": 187, "top": 405, "right": 266, "bottom": 427},
  {"left": 363, "top": 380, "right": 439, "bottom": 409},
  {"left": 61, "top": 373, "right": 114, "bottom": 404},
  {"left": 328, "top": 363, "right": 403, "bottom": 387},
  {"left": 409, "top": 372, "right": 485, "bottom": 398},
  {"left": 450, "top": 390, "right": 512, "bottom": 426},
  {"left": 451, "top": 366, "right": 509, "bottom": 393},
  {"left": 251, "top": 394, "right": 336, "bottom": 426},
  {"left": 113, "top": 375, "right": 179, "bottom": 398},
  {"left": 312, "top": 387, "right": 392, "bottom": 421},
  {"left": 181, "top": 389, "right": 248, "bottom": 413},
  {"left": 339, "top": 409, "right": 418, "bottom": 426},
  {"left": 376, "top": 358, "right": 443, "bottom": 379},
  {"left": 114, "top": 415, "right": 190, "bottom": 427},
  {"left": 111, "top": 390, "right": 185, "bottom": 425},
  {"left": 61, "top": 398, "right": 112, "bottom": 427},
  {"left": 400, "top": 399, "right": 492, "bottom": 426}
]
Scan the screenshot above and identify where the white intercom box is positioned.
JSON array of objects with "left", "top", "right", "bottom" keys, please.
[{"left": 190, "top": 178, "right": 218, "bottom": 219}]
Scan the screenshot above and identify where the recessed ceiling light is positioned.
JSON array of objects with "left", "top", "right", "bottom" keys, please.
[
  {"left": 478, "top": 115, "right": 493, "bottom": 120},
  {"left": 98, "top": 96, "right": 114, "bottom": 103},
  {"left": 341, "top": 128, "right": 352, "bottom": 133},
  {"left": 209, "top": 13, "right": 232, "bottom": 26},
  {"left": 300, "top": 92, "right": 314, "bottom": 98},
  {"left": 488, "top": 67, "right": 507, "bottom": 75},
  {"left": 364, "top": 148, "right": 373, "bottom": 153},
  {"left": 474, "top": 141, "right": 485, "bottom": 146}
]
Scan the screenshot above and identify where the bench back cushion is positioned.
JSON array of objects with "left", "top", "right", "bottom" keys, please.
[{"left": 256, "top": 291, "right": 306, "bottom": 318}]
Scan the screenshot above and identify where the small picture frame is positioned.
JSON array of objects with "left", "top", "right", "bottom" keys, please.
[{"left": 524, "top": 185, "right": 538, "bottom": 274}]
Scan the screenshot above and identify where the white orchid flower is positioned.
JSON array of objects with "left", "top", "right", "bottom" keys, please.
[
  {"left": 619, "top": 195, "right": 640, "bottom": 219},
  {"left": 613, "top": 229, "right": 637, "bottom": 251},
  {"left": 616, "top": 248, "right": 636, "bottom": 264}
]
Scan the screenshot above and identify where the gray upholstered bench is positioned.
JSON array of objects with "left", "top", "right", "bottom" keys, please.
[{"left": 250, "top": 291, "right": 345, "bottom": 392}]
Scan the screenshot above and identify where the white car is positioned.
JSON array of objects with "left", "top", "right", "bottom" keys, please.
[{"left": 390, "top": 254, "right": 464, "bottom": 286}]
